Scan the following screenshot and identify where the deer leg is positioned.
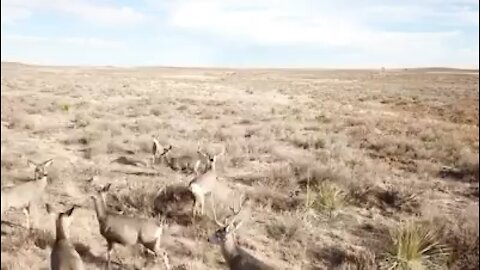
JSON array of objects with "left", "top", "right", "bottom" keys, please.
[
  {"left": 23, "top": 206, "right": 30, "bottom": 230},
  {"left": 199, "top": 193, "right": 206, "bottom": 216},
  {"left": 151, "top": 155, "right": 156, "bottom": 168},
  {"left": 191, "top": 194, "right": 198, "bottom": 217},
  {"left": 161, "top": 250, "right": 171, "bottom": 270},
  {"left": 106, "top": 241, "right": 113, "bottom": 270}
]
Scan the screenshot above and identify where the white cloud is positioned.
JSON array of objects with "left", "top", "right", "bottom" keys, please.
[
  {"left": 1, "top": 0, "right": 478, "bottom": 67},
  {"left": 164, "top": 0, "right": 475, "bottom": 52},
  {"left": 1, "top": 0, "right": 145, "bottom": 25},
  {"left": 1, "top": 5, "right": 32, "bottom": 24}
]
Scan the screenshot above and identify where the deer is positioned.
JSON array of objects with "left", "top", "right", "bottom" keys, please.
[
  {"left": 46, "top": 203, "right": 85, "bottom": 270},
  {"left": 188, "top": 146, "right": 225, "bottom": 217},
  {"left": 209, "top": 194, "right": 274, "bottom": 270},
  {"left": 91, "top": 183, "right": 165, "bottom": 270},
  {"left": 1, "top": 158, "right": 53, "bottom": 229},
  {"left": 152, "top": 138, "right": 206, "bottom": 174}
]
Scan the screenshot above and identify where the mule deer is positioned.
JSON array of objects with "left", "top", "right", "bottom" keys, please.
[
  {"left": 1, "top": 158, "right": 53, "bottom": 229},
  {"left": 188, "top": 146, "right": 225, "bottom": 216},
  {"left": 46, "top": 204, "right": 84, "bottom": 270},
  {"left": 152, "top": 139, "right": 203, "bottom": 174},
  {"left": 91, "top": 183, "right": 164, "bottom": 269},
  {"left": 209, "top": 194, "right": 273, "bottom": 270}
]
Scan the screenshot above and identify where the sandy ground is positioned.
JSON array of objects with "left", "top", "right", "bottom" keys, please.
[{"left": 1, "top": 62, "right": 478, "bottom": 269}]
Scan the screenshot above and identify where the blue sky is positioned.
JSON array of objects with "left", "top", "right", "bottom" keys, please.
[{"left": 1, "top": 0, "right": 479, "bottom": 68}]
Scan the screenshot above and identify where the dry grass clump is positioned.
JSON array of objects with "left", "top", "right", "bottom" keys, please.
[
  {"left": 374, "top": 186, "right": 421, "bottom": 214},
  {"left": 154, "top": 184, "right": 195, "bottom": 225},
  {"left": 295, "top": 162, "right": 349, "bottom": 190},
  {"left": 72, "top": 112, "right": 91, "bottom": 128},
  {"left": 347, "top": 181, "right": 375, "bottom": 207},
  {"left": 452, "top": 148, "right": 480, "bottom": 182},
  {"left": 352, "top": 222, "right": 391, "bottom": 255},
  {"left": 381, "top": 221, "right": 450, "bottom": 270},
  {"left": 0, "top": 151, "right": 22, "bottom": 171},
  {"left": 265, "top": 162, "right": 296, "bottom": 191},
  {"left": 1, "top": 228, "right": 53, "bottom": 252},
  {"left": 341, "top": 247, "right": 377, "bottom": 270},
  {"left": 9, "top": 112, "right": 36, "bottom": 130},
  {"left": 247, "top": 188, "right": 302, "bottom": 212},
  {"left": 109, "top": 184, "right": 161, "bottom": 217},
  {"left": 288, "top": 133, "right": 326, "bottom": 150},
  {"left": 442, "top": 216, "right": 479, "bottom": 270},
  {"left": 312, "top": 245, "right": 376, "bottom": 270},
  {"left": 306, "top": 181, "right": 345, "bottom": 218},
  {"left": 347, "top": 182, "right": 421, "bottom": 214},
  {"left": 265, "top": 215, "right": 301, "bottom": 243}
]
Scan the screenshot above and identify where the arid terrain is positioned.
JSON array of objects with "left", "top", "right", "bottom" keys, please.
[{"left": 1, "top": 62, "right": 478, "bottom": 269}]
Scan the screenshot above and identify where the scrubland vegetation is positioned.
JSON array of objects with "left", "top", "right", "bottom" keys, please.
[{"left": 1, "top": 62, "right": 478, "bottom": 269}]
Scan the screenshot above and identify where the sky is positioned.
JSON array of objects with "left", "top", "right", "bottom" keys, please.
[{"left": 1, "top": 0, "right": 479, "bottom": 68}]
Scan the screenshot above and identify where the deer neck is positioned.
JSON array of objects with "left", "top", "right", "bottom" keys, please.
[
  {"left": 92, "top": 196, "right": 106, "bottom": 221},
  {"left": 206, "top": 161, "right": 216, "bottom": 173},
  {"left": 162, "top": 153, "right": 171, "bottom": 165},
  {"left": 37, "top": 176, "right": 48, "bottom": 189},
  {"left": 221, "top": 234, "right": 241, "bottom": 262},
  {"left": 55, "top": 219, "right": 69, "bottom": 241}
]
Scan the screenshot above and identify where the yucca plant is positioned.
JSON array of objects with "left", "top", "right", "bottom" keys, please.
[{"left": 382, "top": 221, "right": 450, "bottom": 270}]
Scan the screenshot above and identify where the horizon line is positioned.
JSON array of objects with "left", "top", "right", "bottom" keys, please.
[{"left": 1, "top": 60, "right": 479, "bottom": 72}]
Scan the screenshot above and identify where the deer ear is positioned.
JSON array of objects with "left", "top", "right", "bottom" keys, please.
[
  {"left": 64, "top": 206, "right": 75, "bottom": 217},
  {"left": 43, "top": 159, "right": 54, "bottom": 168},
  {"left": 233, "top": 220, "right": 244, "bottom": 231},
  {"left": 193, "top": 160, "right": 201, "bottom": 175},
  {"left": 102, "top": 183, "right": 112, "bottom": 192},
  {"left": 45, "top": 203, "right": 53, "bottom": 214},
  {"left": 152, "top": 139, "right": 159, "bottom": 152},
  {"left": 27, "top": 160, "right": 37, "bottom": 168}
]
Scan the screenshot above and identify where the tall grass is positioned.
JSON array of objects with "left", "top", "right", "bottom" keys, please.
[{"left": 382, "top": 221, "right": 450, "bottom": 270}]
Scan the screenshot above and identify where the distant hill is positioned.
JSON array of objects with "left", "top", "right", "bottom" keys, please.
[
  {"left": 1, "top": 61, "right": 478, "bottom": 73},
  {"left": 401, "top": 67, "right": 479, "bottom": 73}
]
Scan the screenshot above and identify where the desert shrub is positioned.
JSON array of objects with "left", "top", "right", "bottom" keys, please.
[
  {"left": 381, "top": 221, "right": 450, "bottom": 270},
  {"left": 347, "top": 181, "right": 375, "bottom": 207},
  {"left": 313, "top": 245, "right": 376, "bottom": 270},
  {"left": 306, "top": 182, "right": 345, "bottom": 218},
  {"left": 111, "top": 185, "right": 161, "bottom": 217},
  {"left": 443, "top": 216, "right": 479, "bottom": 270},
  {"left": 1, "top": 228, "right": 53, "bottom": 252},
  {"left": 361, "top": 135, "right": 421, "bottom": 161},
  {"left": 343, "top": 247, "right": 377, "bottom": 270},
  {"left": 9, "top": 113, "right": 35, "bottom": 130},
  {"left": 150, "top": 107, "right": 162, "bottom": 116},
  {"left": 153, "top": 184, "right": 195, "bottom": 225},
  {"left": 83, "top": 136, "right": 110, "bottom": 159},
  {"left": 348, "top": 183, "right": 421, "bottom": 214},
  {"left": 295, "top": 162, "right": 349, "bottom": 190},
  {"left": 265, "top": 215, "right": 301, "bottom": 242},
  {"left": 289, "top": 134, "right": 326, "bottom": 150},
  {"left": 92, "top": 119, "right": 123, "bottom": 137},
  {"left": 265, "top": 162, "right": 296, "bottom": 191},
  {"left": 73, "top": 112, "right": 91, "bottom": 128},
  {"left": 247, "top": 188, "right": 301, "bottom": 212},
  {"left": 455, "top": 148, "right": 479, "bottom": 182},
  {"left": 60, "top": 103, "right": 70, "bottom": 112},
  {"left": 374, "top": 186, "right": 421, "bottom": 214},
  {"left": 213, "top": 128, "right": 233, "bottom": 142},
  {"left": 238, "top": 118, "right": 253, "bottom": 125}
]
